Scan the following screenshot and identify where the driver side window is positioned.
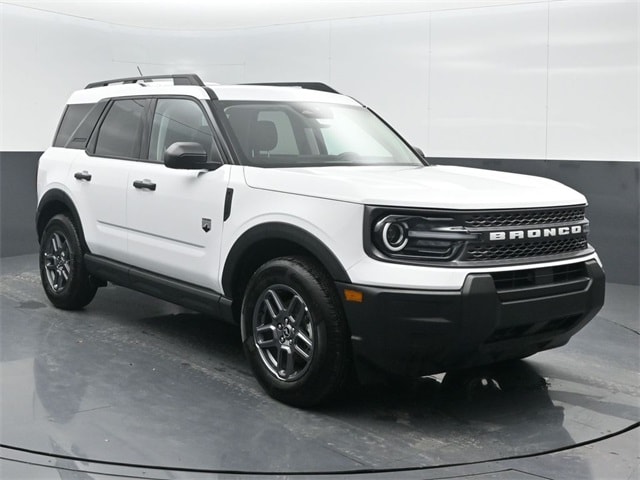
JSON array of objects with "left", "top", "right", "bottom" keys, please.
[{"left": 148, "top": 98, "right": 215, "bottom": 163}]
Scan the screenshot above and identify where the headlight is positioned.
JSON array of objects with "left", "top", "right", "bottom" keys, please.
[
  {"left": 369, "top": 212, "right": 477, "bottom": 262},
  {"left": 379, "top": 219, "right": 409, "bottom": 252}
]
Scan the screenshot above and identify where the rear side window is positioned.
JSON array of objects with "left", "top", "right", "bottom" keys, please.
[
  {"left": 94, "top": 99, "right": 148, "bottom": 159},
  {"left": 53, "top": 104, "right": 94, "bottom": 147}
]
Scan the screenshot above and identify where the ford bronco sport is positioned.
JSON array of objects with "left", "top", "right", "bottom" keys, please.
[{"left": 37, "top": 74, "right": 605, "bottom": 406}]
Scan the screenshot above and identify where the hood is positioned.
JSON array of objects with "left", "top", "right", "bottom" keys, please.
[{"left": 242, "top": 165, "right": 586, "bottom": 210}]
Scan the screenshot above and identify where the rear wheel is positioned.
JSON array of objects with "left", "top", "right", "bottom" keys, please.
[
  {"left": 39, "top": 214, "right": 97, "bottom": 310},
  {"left": 241, "top": 256, "right": 351, "bottom": 407}
]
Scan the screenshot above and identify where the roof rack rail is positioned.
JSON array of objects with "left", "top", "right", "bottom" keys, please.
[
  {"left": 85, "top": 74, "right": 205, "bottom": 89},
  {"left": 241, "top": 82, "right": 340, "bottom": 94}
]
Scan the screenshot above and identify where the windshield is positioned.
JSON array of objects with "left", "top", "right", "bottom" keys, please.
[{"left": 216, "top": 101, "right": 424, "bottom": 168}]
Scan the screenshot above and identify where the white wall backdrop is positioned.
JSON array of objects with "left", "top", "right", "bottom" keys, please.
[{"left": 1, "top": 0, "right": 638, "bottom": 161}]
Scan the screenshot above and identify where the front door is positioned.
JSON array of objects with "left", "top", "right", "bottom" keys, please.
[{"left": 126, "top": 97, "right": 230, "bottom": 291}]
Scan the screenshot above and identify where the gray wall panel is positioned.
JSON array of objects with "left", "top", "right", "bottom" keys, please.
[
  {"left": 0, "top": 152, "right": 40, "bottom": 258},
  {"left": 1, "top": 152, "right": 637, "bottom": 285}
]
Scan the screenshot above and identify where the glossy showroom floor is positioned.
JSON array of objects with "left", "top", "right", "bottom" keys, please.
[{"left": 1, "top": 254, "right": 638, "bottom": 479}]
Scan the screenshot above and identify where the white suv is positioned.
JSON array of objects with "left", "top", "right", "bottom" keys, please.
[{"left": 37, "top": 74, "right": 605, "bottom": 406}]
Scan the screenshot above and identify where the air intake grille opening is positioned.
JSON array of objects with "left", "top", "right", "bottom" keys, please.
[
  {"left": 491, "top": 262, "right": 588, "bottom": 290},
  {"left": 552, "top": 262, "right": 588, "bottom": 283}
]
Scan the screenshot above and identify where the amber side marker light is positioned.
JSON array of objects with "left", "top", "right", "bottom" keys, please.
[{"left": 344, "top": 289, "right": 363, "bottom": 303}]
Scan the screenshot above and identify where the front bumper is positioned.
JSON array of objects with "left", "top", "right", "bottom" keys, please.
[{"left": 337, "top": 259, "right": 605, "bottom": 379}]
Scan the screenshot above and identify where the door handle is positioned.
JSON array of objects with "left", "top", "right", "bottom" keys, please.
[
  {"left": 133, "top": 179, "right": 157, "bottom": 191},
  {"left": 74, "top": 171, "right": 92, "bottom": 181}
]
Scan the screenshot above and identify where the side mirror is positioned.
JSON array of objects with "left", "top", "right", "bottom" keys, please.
[
  {"left": 413, "top": 146, "right": 426, "bottom": 158},
  {"left": 164, "top": 142, "right": 222, "bottom": 170}
]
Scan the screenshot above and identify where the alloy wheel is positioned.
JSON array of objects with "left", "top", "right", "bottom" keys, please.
[
  {"left": 252, "top": 284, "right": 315, "bottom": 382},
  {"left": 43, "top": 231, "right": 72, "bottom": 293}
]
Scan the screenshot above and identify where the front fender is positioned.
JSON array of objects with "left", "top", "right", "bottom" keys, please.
[{"left": 221, "top": 222, "right": 351, "bottom": 296}]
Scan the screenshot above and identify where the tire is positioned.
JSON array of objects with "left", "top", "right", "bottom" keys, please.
[
  {"left": 241, "top": 256, "right": 351, "bottom": 407},
  {"left": 39, "top": 214, "right": 97, "bottom": 310}
]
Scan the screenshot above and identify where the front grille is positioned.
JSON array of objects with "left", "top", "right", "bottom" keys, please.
[
  {"left": 464, "top": 237, "right": 588, "bottom": 261},
  {"left": 465, "top": 207, "right": 585, "bottom": 229},
  {"left": 365, "top": 205, "right": 591, "bottom": 266}
]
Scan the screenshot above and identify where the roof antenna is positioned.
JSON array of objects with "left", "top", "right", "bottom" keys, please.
[{"left": 135, "top": 66, "right": 148, "bottom": 87}]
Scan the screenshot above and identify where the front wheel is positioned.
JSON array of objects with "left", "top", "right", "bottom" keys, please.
[
  {"left": 39, "top": 214, "right": 97, "bottom": 310},
  {"left": 241, "top": 256, "right": 351, "bottom": 407}
]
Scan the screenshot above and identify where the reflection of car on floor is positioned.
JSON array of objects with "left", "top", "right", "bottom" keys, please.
[{"left": 36, "top": 74, "right": 605, "bottom": 406}]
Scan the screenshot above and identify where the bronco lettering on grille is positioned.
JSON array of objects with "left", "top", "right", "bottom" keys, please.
[{"left": 489, "top": 225, "right": 583, "bottom": 242}]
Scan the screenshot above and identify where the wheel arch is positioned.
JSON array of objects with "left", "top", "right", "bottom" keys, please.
[
  {"left": 36, "top": 189, "right": 88, "bottom": 251},
  {"left": 221, "top": 222, "right": 351, "bottom": 308}
]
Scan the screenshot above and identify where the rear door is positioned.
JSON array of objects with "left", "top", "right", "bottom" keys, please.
[
  {"left": 126, "top": 97, "right": 230, "bottom": 291},
  {"left": 70, "top": 98, "right": 149, "bottom": 262}
]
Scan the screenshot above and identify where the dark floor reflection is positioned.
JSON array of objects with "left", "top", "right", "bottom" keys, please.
[
  {"left": 28, "top": 300, "right": 591, "bottom": 475},
  {"left": 0, "top": 255, "right": 631, "bottom": 477},
  {"left": 322, "top": 361, "right": 592, "bottom": 477}
]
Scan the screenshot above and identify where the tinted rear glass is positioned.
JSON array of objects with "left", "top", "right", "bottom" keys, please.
[
  {"left": 65, "top": 101, "right": 108, "bottom": 150},
  {"left": 94, "top": 99, "right": 147, "bottom": 159},
  {"left": 53, "top": 104, "right": 94, "bottom": 147}
]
